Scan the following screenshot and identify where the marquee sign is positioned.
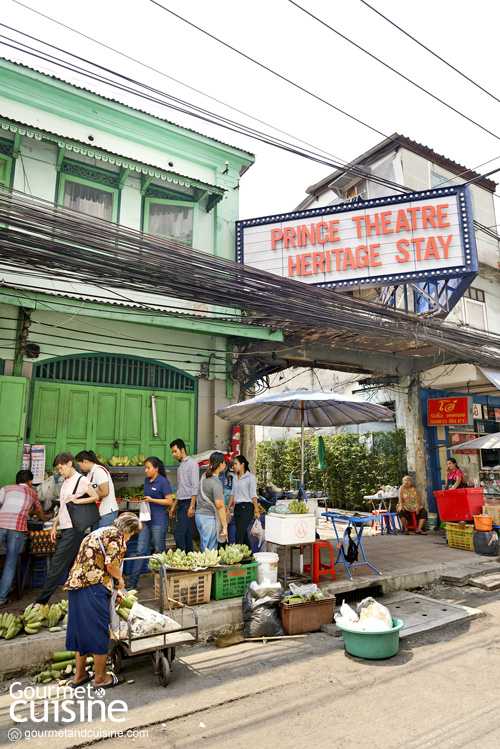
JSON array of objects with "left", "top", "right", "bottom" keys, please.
[
  {"left": 428, "top": 396, "right": 473, "bottom": 426},
  {"left": 236, "top": 185, "right": 477, "bottom": 290}
]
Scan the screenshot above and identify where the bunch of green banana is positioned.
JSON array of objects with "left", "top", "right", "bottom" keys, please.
[
  {"left": 60, "top": 599, "right": 68, "bottom": 615},
  {"left": 95, "top": 454, "right": 107, "bottom": 465},
  {"left": 190, "top": 549, "right": 221, "bottom": 567},
  {"left": 108, "top": 456, "right": 131, "bottom": 467},
  {"left": 219, "top": 544, "right": 244, "bottom": 564},
  {"left": 116, "top": 590, "right": 138, "bottom": 620},
  {"left": 288, "top": 499, "right": 308, "bottom": 514},
  {"left": 129, "top": 455, "right": 147, "bottom": 466},
  {"left": 21, "top": 604, "right": 43, "bottom": 634},
  {"left": 235, "top": 544, "right": 252, "bottom": 558},
  {"left": 42, "top": 602, "right": 63, "bottom": 629},
  {"left": 1, "top": 613, "right": 23, "bottom": 639}
]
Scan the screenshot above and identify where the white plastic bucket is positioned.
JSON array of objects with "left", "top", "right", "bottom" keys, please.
[
  {"left": 427, "top": 512, "right": 438, "bottom": 531},
  {"left": 254, "top": 552, "right": 279, "bottom": 584}
]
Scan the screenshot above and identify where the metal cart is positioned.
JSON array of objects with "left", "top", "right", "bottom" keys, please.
[{"left": 108, "top": 555, "right": 199, "bottom": 687}]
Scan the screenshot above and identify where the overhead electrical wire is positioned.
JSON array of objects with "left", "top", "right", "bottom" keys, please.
[
  {"left": 11, "top": 0, "right": 500, "bottom": 203},
  {"left": 359, "top": 0, "right": 500, "bottom": 107},
  {"left": 11, "top": 0, "right": 348, "bottom": 167},
  {"left": 2, "top": 189, "right": 500, "bottom": 370},
  {"left": 0, "top": 28, "right": 414, "bottom": 195},
  {"left": 288, "top": 0, "right": 500, "bottom": 144},
  {"left": 2, "top": 18, "right": 499, "bottom": 205}
]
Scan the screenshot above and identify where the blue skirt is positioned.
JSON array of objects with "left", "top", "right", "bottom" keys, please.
[{"left": 66, "top": 583, "right": 110, "bottom": 656}]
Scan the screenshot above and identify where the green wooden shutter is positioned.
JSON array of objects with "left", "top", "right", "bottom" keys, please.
[{"left": 0, "top": 375, "right": 29, "bottom": 487}]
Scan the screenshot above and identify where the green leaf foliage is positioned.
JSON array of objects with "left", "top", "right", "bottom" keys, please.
[{"left": 256, "top": 429, "right": 407, "bottom": 510}]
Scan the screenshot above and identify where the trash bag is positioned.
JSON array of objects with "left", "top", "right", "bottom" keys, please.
[
  {"left": 343, "top": 527, "right": 358, "bottom": 563},
  {"left": 242, "top": 583, "right": 285, "bottom": 638},
  {"left": 334, "top": 601, "right": 359, "bottom": 627},
  {"left": 357, "top": 597, "right": 392, "bottom": 629}
]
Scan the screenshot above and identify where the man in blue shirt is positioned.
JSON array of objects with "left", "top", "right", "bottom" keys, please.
[{"left": 170, "top": 439, "right": 199, "bottom": 552}]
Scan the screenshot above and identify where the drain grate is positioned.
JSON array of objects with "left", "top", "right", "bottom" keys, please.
[{"left": 334, "top": 584, "right": 383, "bottom": 604}]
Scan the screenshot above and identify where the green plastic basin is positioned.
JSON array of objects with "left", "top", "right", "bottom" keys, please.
[{"left": 336, "top": 617, "right": 404, "bottom": 659}]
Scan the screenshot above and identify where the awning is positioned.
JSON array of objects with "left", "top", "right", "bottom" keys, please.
[{"left": 479, "top": 368, "right": 500, "bottom": 393}]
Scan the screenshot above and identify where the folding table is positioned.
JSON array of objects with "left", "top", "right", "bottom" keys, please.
[{"left": 322, "top": 512, "right": 383, "bottom": 580}]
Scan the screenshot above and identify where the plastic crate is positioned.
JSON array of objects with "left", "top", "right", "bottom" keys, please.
[
  {"left": 434, "top": 488, "right": 484, "bottom": 521},
  {"left": 154, "top": 569, "right": 213, "bottom": 608},
  {"left": 28, "top": 530, "right": 58, "bottom": 555},
  {"left": 279, "top": 595, "right": 336, "bottom": 634},
  {"left": 211, "top": 560, "right": 258, "bottom": 600},
  {"left": 445, "top": 522, "right": 475, "bottom": 551}
]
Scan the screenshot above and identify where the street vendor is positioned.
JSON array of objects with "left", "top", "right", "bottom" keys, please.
[
  {"left": 126, "top": 457, "right": 172, "bottom": 590},
  {"left": 397, "top": 476, "right": 428, "bottom": 535},
  {"left": 64, "top": 512, "right": 142, "bottom": 689},
  {"left": 0, "top": 470, "right": 44, "bottom": 608},
  {"left": 446, "top": 458, "right": 466, "bottom": 490}
]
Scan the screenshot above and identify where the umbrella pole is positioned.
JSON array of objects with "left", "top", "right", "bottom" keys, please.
[{"left": 300, "top": 401, "right": 305, "bottom": 574}]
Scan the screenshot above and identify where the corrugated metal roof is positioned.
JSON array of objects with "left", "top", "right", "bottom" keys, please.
[
  {"left": 0, "top": 115, "right": 225, "bottom": 196},
  {"left": 0, "top": 56, "right": 255, "bottom": 159},
  {"left": 305, "top": 133, "right": 497, "bottom": 196}
]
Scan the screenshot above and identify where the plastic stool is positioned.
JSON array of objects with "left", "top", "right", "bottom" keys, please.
[
  {"left": 371, "top": 509, "right": 388, "bottom": 530},
  {"left": 407, "top": 512, "right": 418, "bottom": 532},
  {"left": 303, "top": 540, "right": 336, "bottom": 583}
]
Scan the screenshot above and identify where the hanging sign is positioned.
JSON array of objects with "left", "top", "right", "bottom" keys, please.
[
  {"left": 428, "top": 396, "right": 473, "bottom": 426},
  {"left": 236, "top": 185, "right": 477, "bottom": 290}
]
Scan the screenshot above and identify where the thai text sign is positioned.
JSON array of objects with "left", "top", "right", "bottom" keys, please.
[
  {"left": 428, "top": 396, "right": 473, "bottom": 426},
  {"left": 236, "top": 186, "right": 477, "bottom": 289}
]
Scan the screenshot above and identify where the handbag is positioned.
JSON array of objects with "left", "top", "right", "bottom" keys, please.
[{"left": 66, "top": 475, "right": 101, "bottom": 532}]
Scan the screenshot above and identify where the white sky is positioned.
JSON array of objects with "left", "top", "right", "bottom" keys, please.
[{"left": 3, "top": 0, "right": 500, "bottom": 222}]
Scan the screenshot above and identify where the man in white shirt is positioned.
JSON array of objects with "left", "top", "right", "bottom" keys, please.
[{"left": 170, "top": 439, "right": 198, "bottom": 552}]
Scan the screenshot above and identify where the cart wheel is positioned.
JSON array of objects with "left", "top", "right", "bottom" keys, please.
[
  {"left": 163, "top": 647, "right": 176, "bottom": 664},
  {"left": 109, "top": 643, "right": 123, "bottom": 674},
  {"left": 158, "top": 655, "right": 170, "bottom": 687}
]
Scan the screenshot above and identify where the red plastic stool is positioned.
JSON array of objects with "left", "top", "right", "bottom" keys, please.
[
  {"left": 303, "top": 540, "right": 336, "bottom": 583},
  {"left": 371, "top": 509, "right": 388, "bottom": 530},
  {"left": 404, "top": 512, "right": 418, "bottom": 532}
]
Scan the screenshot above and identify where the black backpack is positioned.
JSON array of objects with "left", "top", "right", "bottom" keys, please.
[{"left": 343, "top": 527, "right": 358, "bottom": 563}]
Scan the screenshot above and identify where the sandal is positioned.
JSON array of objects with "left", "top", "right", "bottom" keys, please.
[
  {"left": 0, "top": 599, "right": 13, "bottom": 609},
  {"left": 68, "top": 672, "right": 94, "bottom": 688},
  {"left": 93, "top": 674, "right": 125, "bottom": 690}
]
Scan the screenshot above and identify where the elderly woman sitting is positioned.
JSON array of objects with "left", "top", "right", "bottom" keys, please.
[
  {"left": 397, "top": 476, "right": 428, "bottom": 535},
  {"left": 64, "top": 512, "right": 142, "bottom": 690}
]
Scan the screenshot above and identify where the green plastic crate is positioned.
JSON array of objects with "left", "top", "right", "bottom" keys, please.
[{"left": 211, "top": 560, "right": 258, "bottom": 600}]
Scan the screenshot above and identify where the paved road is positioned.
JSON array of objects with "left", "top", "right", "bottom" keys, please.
[{"left": 1, "top": 582, "right": 498, "bottom": 749}]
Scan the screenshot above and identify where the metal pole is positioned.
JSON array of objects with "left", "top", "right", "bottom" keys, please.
[
  {"left": 300, "top": 401, "right": 305, "bottom": 575},
  {"left": 300, "top": 401, "right": 305, "bottom": 484}
]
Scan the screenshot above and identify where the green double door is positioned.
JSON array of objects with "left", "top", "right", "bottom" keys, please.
[{"left": 30, "top": 382, "right": 196, "bottom": 468}]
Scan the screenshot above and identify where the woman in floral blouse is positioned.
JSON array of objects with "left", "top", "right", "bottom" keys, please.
[
  {"left": 64, "top": 512, "right": 142, "bottom": 690},
  {"left": 397, "top": 476, "right": 428, "bottom": 535}
]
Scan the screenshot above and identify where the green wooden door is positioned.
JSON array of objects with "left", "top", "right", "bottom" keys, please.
[
  {"left": 0, "top": 375, "right": 30, "bottom": 487},
  {"left": 30, "top": 382, "right": 196, "bottom": 467}
]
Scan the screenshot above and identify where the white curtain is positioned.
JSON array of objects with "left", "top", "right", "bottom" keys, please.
[
  {"left": 149, "top": 202, "right": 193, "bottom": 245},
  {"left": 63, "top": 180, "right": 113, "bottom": 221}
]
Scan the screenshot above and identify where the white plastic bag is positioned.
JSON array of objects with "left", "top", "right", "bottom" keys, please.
[
  {"left": 139, "top": 501, "right": 151, "bottom": 522},
  {"left": 250, "top": 518, "right": 265, "bottom": 548},
  {"left": 334, "top": 600, "right": 359, "bottom": 627},
  {"left": 357, "top": 597, "right": 392, "bottom": 629},
  {"left": 289, "top": 582, "right": 317, "bottom": 597}
]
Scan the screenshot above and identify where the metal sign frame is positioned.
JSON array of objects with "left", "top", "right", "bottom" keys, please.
[{"left": 236, "top": 185, "right": 477, "bottom": 291}]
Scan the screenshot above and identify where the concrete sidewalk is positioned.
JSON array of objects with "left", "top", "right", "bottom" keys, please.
[{"left": 0, "top": 517, "right": 497, "bottom": 677}]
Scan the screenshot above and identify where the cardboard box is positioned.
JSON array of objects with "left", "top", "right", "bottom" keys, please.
[{"left": 483, "top": 505, "right": 500, "bottom": 524}]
